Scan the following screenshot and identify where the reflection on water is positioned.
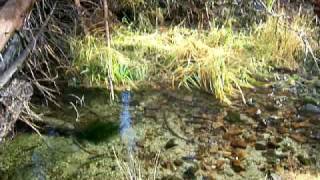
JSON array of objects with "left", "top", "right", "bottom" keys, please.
[{"left": 120, "top": 90, "right": 136, "bottom": 153}]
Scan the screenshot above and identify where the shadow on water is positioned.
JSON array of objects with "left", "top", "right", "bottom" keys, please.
[{"left": 75, "top": 121, "right": 119, "bottom": 143}]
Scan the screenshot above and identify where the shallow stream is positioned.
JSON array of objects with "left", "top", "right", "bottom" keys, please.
[{"left": 1, "top": 78, "right": 320, "bottom": 179}]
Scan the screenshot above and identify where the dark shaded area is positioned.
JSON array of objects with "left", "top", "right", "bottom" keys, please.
[
  {"left": 0, "top": 0, "right": 7, "bottom": 7},
  {"left": 75, "top": 121, "right": 119, "bottom": 143}
]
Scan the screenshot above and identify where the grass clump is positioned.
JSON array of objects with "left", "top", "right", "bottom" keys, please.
[
  {"left": 253, "top": 17, "right": 303, "bottom": 70},
  {"left": 70, "top": 15, "right": 316, "bottom": 104},
  {"left": 70, "top": 35, "right": 148, "bottom": 89}
]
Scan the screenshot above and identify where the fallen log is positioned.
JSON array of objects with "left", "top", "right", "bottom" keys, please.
[
  {"left": 0, "top": 79, "right": 33, "bottom": 142},
  {"left": 0, "top": 1, "right": 56, "bottom": 142},
  {"left": 0, "top": 0, "right": 35, "bottom": 52}
]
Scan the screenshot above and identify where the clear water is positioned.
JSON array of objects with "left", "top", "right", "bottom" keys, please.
[{"left": 0, "top": 86, "right": 320, "bottom": 179}]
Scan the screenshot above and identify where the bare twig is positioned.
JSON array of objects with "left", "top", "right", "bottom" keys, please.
[
  {"left": 70, "top": 102, "right": 80, "bottom": 122},
  {"left": 103, "top": 0, "right": 115, "bottom": 101},
  {"left": 153, "top": 150, "right": 161, "bottom": 180},
  {"left": 74, "top": 0, "right": 89, "bottom": 34}
]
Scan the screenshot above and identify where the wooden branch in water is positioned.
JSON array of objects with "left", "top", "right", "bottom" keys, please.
[{"left": 0, "top": 0, "right": 35, "bottom": 52}]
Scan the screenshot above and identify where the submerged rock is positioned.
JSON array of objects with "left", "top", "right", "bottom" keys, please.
[
  {"left": 165, "top": 138, "right": 178, "bottom": 149},
  {"left": 290, "top": 134, "right": 307, "bottom": 143},
  {"left": 173, "top": 159, "right": 184, "bottom": 167},
  {"left": 230, "top": 138, "right": 247, "bottom": 149},
  {"left": 183, "top": 165, "right": 199, "bottom": 179},
  {"left": 231, "top": 159, "right": 245, "bottom": 172},
  {"left": 300, "top": 104, "right": 320, "bottom": 114},
  {"left": 224, "top": 111, "right": 241, "bottom": 123},
  {"left": 255, "top": 141, "right": 267, "bottom": 151}
]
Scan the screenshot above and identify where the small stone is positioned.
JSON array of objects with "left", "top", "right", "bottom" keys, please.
[
  {"left": 231, "top": 159, "right": 245, "bottom": 172},
  {"left": 230, "top": 138, "right": 247, "bottom": 149},
  {"left": 183, "top": 165, "right": 199, "bottom": 179},
  {"left": 232, "top": 149, "right": 247, "bottom": 160},
  {"left": 215, "top": 160, "right": 225, "bottom": 170},
  {"left": 173, "top": 159, "right": 184, "bottom": 166},
  {"left": 264, "top": 104, "right": 278, "bottom": 111},
  {"left": 209, "top": 146, "right": 219, "bottom": 154},
  {"left": 224, "top": 111, "right": 242, "bottom": 123},
  {"left": 183, "top": 95, "right": 193, "bottom": 102},
  {"left": 247, "top": 98, "right": 256, "bottom": 107},
  {"left": 292, "top": 121, "right": 311, "bottom": 129},
  {"left": 165, "top": 138, "right": 178, "bottom": 149},
  {"left": 278, "top": 126, "right": 289, "bottom": 134},
  {"left": 211, "top": 121, "right": 224, "bottom": 129},
  {"left": 227, "top": 127, "right": 243, "bottom": 136},
  {"left": 246, "top": 134, "right": 257, "bottom": 143},
  {"left": 161, "top": 160, "right": 174, "bottom": 170},
  {"left": 256, "top": 109, "right": 262, "bottom": 115},
  {"left": 255, "top": 141, "right": 267, "bottom": 150},
  {"left": 135, "top": 140, "right": 145, "bottom": 148},
  {"left": 240, "top": 114, "right": 254, "bottom": 124},
  {"left": 290, "top": 134, "right": 307, "bottom": 143},
  {"left": 300, "top": 104, "right": 320, "bottom": 115},
  {"left": 222, "top": 151, "right": 232, "bottom": 158},
  {"left": 267, "top": 139, "right": 280, "bottom": 149},
  {"left": 200, "top": 162, "right": 211, "bottom": 171}
]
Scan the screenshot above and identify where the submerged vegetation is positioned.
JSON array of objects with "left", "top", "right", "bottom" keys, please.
[{"left": 70, "top": 14, "right": 317, "bottom": 103}]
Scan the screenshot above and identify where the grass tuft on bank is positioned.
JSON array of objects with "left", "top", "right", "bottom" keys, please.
[{"left": 70, "top": 15, "right": 317, "bottom": 104}]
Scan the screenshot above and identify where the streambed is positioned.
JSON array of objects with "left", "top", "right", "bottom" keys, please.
[{"left": 1, "top": 75, "right": 320, "bottom": 179}]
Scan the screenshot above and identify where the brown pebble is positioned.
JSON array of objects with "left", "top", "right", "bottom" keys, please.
[
  {"left": 292, "top": 121, "right": 311, "bottom": 129},
  {"left": 226, "top": 127, "right": 243, "bottom": 136},
  {"left": 231, "top": 159, "right": 246, "bottom": 172},
  {"left": 267, "top": 139, "right": 280, "bottom": 149},
  {"left": 255, "top": 141, "right": 267, "bottom": 150},
  {"left": 246, "top": 133, "right": 257, "bottom": 143},
  {"left": 230, "top": 138, "right": 247, "bottom": 149},
  {"left": 290, "top": 134, "right": 307, "bottom": 143},
  {"left": 278, "top": 126, "right": 289, "bottom": 134},
  {"left": 222, "top": 151, "right": 232, "bottom": 158},
  {"left": 173, "top": 159, "right": 183, "bottom": 167},
  {"left": 215, "top": 160, "right": 225, "bottom": 170},
  {"left": 232, "top": 149, "right": 247, "bottom": 160}
]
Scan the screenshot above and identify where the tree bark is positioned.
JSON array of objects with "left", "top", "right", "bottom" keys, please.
[
  {"left": 0, "top": 0, "right": 35, "bottom": 52},
  {"left": 0, "top": 79, "right": 33, "bottom": 142}
]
